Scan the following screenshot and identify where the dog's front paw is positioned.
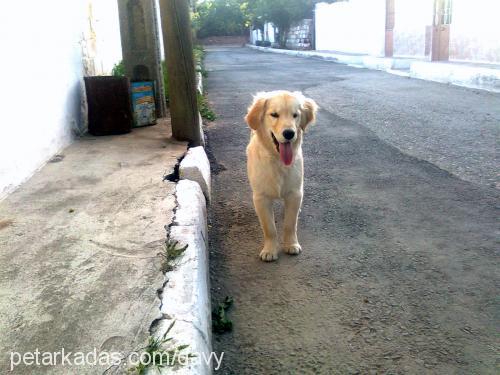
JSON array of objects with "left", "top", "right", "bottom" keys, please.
[
  {"left": 283, "top": 243, "right": 302, "bottom": 255},
  {"left": 260, "top": 248, "right": 278, "bottom": 262}
]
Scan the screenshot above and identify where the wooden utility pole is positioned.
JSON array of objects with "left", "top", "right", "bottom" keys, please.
[
  {"left": 159, "top": 0, "right": 202, "bottom": 145},
  {"left": 431, "top": 0, "right": 450, "bottom": 61},
  {"left": 385, "top": 0, "right": 395, "bottom": 57}
]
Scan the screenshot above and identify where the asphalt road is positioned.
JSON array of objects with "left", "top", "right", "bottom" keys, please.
[{"left": 205, "top": 46, "right": 499, "bottom": 374}]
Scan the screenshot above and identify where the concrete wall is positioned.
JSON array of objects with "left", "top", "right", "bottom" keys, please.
[
  {"left": 449, "top": 0, "right": 500, "bottom": 64},
  {"left": 315, "top": 0, "right": 386, "bottom": 56},
  {"left": 313, "top": 0, "right": 500, "bottom": 64},
  {"left": 392, "top": 0, "right": 500, "bottom": 63},
  {"left": 118, "top": 0, "right": 165, "bottom": 117},
  {"left": 393, "top": 0, "right": 434, "bottom": 58},
  {"left": 0, "top": 1, "right": 122, "bottom": 200}
]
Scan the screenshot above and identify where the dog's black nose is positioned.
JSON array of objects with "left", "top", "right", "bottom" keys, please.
[{"left": 282, "top": 129, "right": 295, "bottom": 140}]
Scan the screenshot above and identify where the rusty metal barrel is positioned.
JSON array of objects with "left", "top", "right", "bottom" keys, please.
[{"left": 84, "top": 76, "right": 133, "bottom": 135}]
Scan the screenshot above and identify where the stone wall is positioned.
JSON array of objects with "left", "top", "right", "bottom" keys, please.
[
  {"left": 250, "top": 20, "right": 311, "bottom": 50},
  {"left": 285, "top": 19, "right": 313, "bottom": 50}
]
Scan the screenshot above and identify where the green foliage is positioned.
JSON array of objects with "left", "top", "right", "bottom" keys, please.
[
  {"left": 159, "top": 240, "right": 188, "bottom": 273},
  {"left": 193, "top": 44, "right": 205, "bottom": 66},
  {"left": 193, "top": 0, "right": 338, "bottom": 47},
  {"left": 193, "top": 0, "right": 249, "bottom": 38},
  {"left": 197, "top": 93, "right": 216, "bottom": 121},
  {"left": 192, "top": 44, "right": 214, "bottom": 120},
  {"left": 194, "top": 45, "right": 208, "bottom": 78},
  {"left": 111, "top": 60, "right": 125, "bottom": 76},
  {"left": 129, "top": 321, "right": 195, "bottom": 374},
  {"left": 212, "top": 296, "right": 234, "bottom": 333},
  {"left": 161, "top": 60, "right": 169, "bottom": 104}
]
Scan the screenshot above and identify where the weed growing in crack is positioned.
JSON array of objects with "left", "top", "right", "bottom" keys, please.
[
  {"left": 159, "top": 240, "right": 188, "bottom": 273},
  {"left": 212, "top": 296, "right": 234, "bottom": 334},
  {"left": 129, "top": 320, "right": 195, "bottom": 374}
]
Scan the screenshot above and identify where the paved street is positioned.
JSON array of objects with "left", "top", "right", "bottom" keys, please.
[{"left": 205, "top": 46, "right": 499, "bottom": 374}]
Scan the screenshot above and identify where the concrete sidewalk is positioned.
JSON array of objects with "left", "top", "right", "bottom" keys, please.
[
  {"left": 248, "top": 45, "right": 500, "bottom": 93},
  {"left": 0, "top": 121, "right": 193, "bottom": 373}
]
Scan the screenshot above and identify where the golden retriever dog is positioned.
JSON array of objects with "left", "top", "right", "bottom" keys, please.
[{"left": 245, "top": 91, "right": 318, "bottom": 261}]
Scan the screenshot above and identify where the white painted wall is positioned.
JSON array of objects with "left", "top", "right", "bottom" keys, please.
[
  {"left": 393, "top": 0, "right": 434, "bottom": 58},
  {"left": 264, "top": 23, "right": 276, "bottom": 44},
  {"left": 250, "top": 23, "right": 277, "bottom": 45},
  {"left": 250, "top": 28, "right": 263, "bottom": 44},
  {"left": 91, "top": 0, "right": 123, "bottom": 74},
  {"left": 449, "top": 0, "right": 500, "bottom": 64},
  {"left": 154, "top": 0, "right": 166, "bottom": 59},
  {"left": 315, "top": 0, "right": 386, "bottom": 56},
  {"left": 0, "top": 1, "right": 122, "bottom": 200},
  {"left": 250, "top": 22, "right": 278, "bottom": 44}
]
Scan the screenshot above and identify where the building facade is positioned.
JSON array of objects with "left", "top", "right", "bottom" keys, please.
[
  {"left": 0, "top": 1, "right": 122, "bottom": 200},
  {"left": 315, "top": 0, "right": 500, "bottom": 64}
]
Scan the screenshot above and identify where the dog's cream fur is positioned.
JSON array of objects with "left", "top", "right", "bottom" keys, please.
[{"left": 245, "top": 91, "right": 318, "bottom": 261}]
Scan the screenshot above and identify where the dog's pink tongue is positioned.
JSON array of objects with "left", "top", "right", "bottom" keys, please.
[{"left": 279, "top": 142, "right": 293, "bottom": 166}]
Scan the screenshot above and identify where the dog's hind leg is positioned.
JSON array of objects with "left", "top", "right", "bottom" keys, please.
[
  {"left": 253, "top": 194, "right": 279, "bottom": 261},
  {"left": 283, "top": 191, "right": 302, "bottom": 255}
]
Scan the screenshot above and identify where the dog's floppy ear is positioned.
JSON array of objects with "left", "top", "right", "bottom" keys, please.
[
  {"left": 300, "top": 98, "right": 319, "bottom": 131},
  {"left": 245, "top": 96, "right": 267, "bottom": 130}
]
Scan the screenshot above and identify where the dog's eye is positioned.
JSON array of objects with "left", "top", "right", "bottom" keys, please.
[
  {"left": 293, "top": 113, "right": 298, "bottom": 118},
  {"left": 270, "top": 112, "right": 279, "bottom": 118}
]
